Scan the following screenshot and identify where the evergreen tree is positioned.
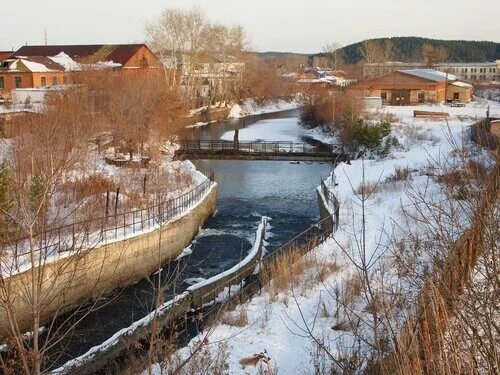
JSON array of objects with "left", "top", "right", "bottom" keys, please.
[{"left": 28, "top": 173, "right": 45, "bottom": 214}]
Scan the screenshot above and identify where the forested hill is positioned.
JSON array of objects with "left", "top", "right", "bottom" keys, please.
[{"left": 328, "top": 37, "right": 500, "bottom": 64}]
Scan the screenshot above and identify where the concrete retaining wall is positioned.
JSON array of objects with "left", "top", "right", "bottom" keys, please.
[
  {"left": 0, "top": 184, "right": 217, "bottom": 336},
  {"left": 53, "top": 216, "right": 268, "bottom": 375}
]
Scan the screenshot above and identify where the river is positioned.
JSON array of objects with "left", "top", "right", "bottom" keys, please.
[{"left": 45, "top": 109, "right": 333, "bottom": 369}]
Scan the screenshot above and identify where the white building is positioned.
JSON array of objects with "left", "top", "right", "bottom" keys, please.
[
  {"left": 363, "top": 61, "right": 500, "bottom": 82},
  {"left": 434, "top": 61, "right": 499, "bottom": 81}
]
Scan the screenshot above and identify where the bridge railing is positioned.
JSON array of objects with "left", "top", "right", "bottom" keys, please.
[{"left": 179, "top": 140, "right": 332, "bottom": 154}]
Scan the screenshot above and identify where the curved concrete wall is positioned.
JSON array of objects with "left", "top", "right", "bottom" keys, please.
[{"left": 0, "top": 184, "right": 217, "bottom": 336}]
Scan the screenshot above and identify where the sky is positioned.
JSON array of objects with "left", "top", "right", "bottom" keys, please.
[{"left": 1, "top": 0, "right": 499, "bottom": 54}]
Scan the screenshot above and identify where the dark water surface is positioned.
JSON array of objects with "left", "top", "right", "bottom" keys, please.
[{"left": 44, "top": 112, "right": 332, "bottom": 369}]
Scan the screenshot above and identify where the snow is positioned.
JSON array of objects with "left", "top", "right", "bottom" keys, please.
[
  {"left": 220, "top": 117, "right": 306, "bottom": 142},
  {"left": 228, "top": 98, "right": 301, "bottom": 119},
  {"left": 451, "top": 81, "right": 473, "bottom": 88},
  {"left": 186, "top": 217, "right": 268, "bottom": 292},
  {"left": 54, "top": 217, "right": 268, "bottom": 374},
  {"left": 18, "top": 59, "right": 55, "bottom": 73},
  {"left": 94, "top": 61, "right": 122, "bottom": 69},
  {"left": 145, "top": 99, "right": 499, "bottom": 374},
  {"left": 52, "top": 292, "right": 191, "bottom": 374},
  {"left": 49, "top": 52, "right": 81, "bottom": 71},
  {"left": 174, "top": 245, "right": 193, "bottom": 261},
  {"left": 1, "top": 160, "right": 215, "bottom": 277}
]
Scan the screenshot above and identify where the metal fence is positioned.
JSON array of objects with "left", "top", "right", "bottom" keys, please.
[
  {"left": 56, "top": 196, "right": 340, "bottom": 374},
  {"left": 6, "top": 171, "right": 215, "bottom": 261},
  {"left": 470, "top": 117, "right": 499, "bottom": 150},
  {"left": 179, "top": 140, "right": 332, "bottom": 154},
  {"left": 320, "top": 176, "right": 340, "bottom": 229}
]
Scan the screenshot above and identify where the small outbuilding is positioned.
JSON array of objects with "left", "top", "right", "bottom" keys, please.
[{"left": 446, "top": 81, "right": 473, "bottom": 103}]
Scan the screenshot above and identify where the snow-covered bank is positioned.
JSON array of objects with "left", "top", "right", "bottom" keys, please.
[
  {"left": 144, "top": 99, "right": 499, "bottom": 374},
  {"left": 228, "top": 98, "right": 301, "bottom": 119},
  {"left": 220, "top": 117, "right": 306, "bottom": 142}
]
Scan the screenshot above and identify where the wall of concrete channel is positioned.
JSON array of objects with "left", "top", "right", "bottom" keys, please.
[
  {"left": 55, "top": 217, "right": 268, "bottom": 375},
  {"left": 60, "top": 183, "right": 341, "bottom": 374},
  {"left": 0, "top": 183, "right": 218, "bottom": 336}
]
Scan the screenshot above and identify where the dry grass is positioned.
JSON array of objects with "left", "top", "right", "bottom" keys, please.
[
  {"left": 261, "top": 247, "right": 340, "bottom": 301},
  {"left": 219, "top": 307, "right": 248, "bottom": 327},
  {"left": 385, "top": 167, "right": 413, "bottom": 183},
  {"left": 355, "top": 181, "right": 379, "bottom": 196},
  {"left": 343, "top": 274, "right": 363, "bottom": 307},
  {"left": 261, "top": 248, "right": 305, "bottom": 298}
]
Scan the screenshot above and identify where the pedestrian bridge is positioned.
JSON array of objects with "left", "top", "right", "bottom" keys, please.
[{"left": 174, "top": 140, "right": 349, "bottom": 163}]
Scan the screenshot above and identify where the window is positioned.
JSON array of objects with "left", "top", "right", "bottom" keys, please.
[
  {"left": 40, "top": 76, "right": 46, "bottom": 87},
  {"left": 140, "top": 56, "right": 149, "bottom": 68},
  {"left": 464, "top": 68, "right": 468, "bottom": 73},
  {"left": 52, "top": 76, "right": 57, "bottom": 85},
  {"left": 453, "top": 93, "right": 460, "bottom": 100},
  {"left": 15, "top": 76, "right": 22, "bottom": 88},
  {"left": 380, "top": 91, "right": 387, "bottom": 100},
  {"left": 0, "top": 76, "right": 4, "bottom": 89}
]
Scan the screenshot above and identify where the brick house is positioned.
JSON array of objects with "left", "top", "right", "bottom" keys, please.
[
  {"left": 0, "top": 44, "right": 161, "bottom": 100},
  {"left": 349, "top": 69, "right": 473, "bottom": 105}
]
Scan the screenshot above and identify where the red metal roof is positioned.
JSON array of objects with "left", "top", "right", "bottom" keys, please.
[
  {"left": 0, "top": 51, "right": 13, "bottom": 62},
  {"left": 14, "top": 44, "right": 145, "bottom": 66}
]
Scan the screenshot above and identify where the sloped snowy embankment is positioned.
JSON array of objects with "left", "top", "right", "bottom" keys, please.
[{"left": 142, "top": 99, "right": 499, "bottom": 374}]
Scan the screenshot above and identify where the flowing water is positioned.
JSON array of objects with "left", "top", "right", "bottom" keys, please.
[{"left": 45, "top": 110, "right": 333, "bottom": 369}]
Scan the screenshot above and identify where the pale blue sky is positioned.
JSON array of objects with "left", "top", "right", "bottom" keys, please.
[{"left": 2, "top": 0, "right": 499, "bottom": 53}]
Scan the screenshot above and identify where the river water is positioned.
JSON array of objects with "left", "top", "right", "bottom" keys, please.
[{"left": 45, "top": 110, "right": 332, "bottom": 369}]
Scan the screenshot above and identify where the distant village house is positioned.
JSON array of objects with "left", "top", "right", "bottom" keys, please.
[{"left": 0, "top": 44, "right": 161, "bottom": 102}]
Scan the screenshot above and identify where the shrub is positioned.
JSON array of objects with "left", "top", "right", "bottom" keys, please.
[
  {"left": 220, "top": 308, "right": 248, "bottom": 327},
  {"left": 344, "top": 120, "right": 400, "bottom": 157},
  {"left": 385, "top": 167, "right": 413, "bottom": 183}
]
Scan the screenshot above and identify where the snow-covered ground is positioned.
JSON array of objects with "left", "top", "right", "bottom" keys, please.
[
  {"left": 220, "top": 117, "right": 306, "bottom": 142},
  {"left": 145, "top": 99, "right": 499, "bottom": 374},
  {"left": 228, "top": 98, "right": 301, "bottom": 119},
  {"left": 0, "top": 156, "right": 212, "bottom": 277}
]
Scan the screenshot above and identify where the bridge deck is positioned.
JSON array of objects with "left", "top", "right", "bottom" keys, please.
[{"left": 175, "top": 140, "right": 348, "bottom": 163}]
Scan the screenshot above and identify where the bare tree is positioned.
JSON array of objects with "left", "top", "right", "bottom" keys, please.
[
  {"left": 323, "top": 42, "right": 344, "bottom": 70},
  {"left": 422, "top": 43, "right": 449, "bottom": 67},
  {"left": 358, "top": 40, "right": 394, "bottom": 63}
]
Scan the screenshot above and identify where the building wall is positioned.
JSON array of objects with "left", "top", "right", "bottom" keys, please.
[
  {"left": 0, "top": 72, "right": 71, "bottom": 99},
  {"left": 350, "top": 71, "right": 446, "bottom": 104},
  {"left": 0, "top": 72, "right": 33, "bottom": 98},
  {"left": 446, "top": 85, "right": 473, "bottom": 102},
  {"left": 436, "top": 63, "right": 498, "bottom": 81},
  {"left": 0, "top": 185, "right": 217, "bottom": 336},
  {"left": 32, "top": 72, "right": 70, "bottom": 87},
  {"left": 364, "top": 62, "right": 499, "bottom": 81},
  {"left": 122, "top": 45, "right": 162, "bottom": 69}
]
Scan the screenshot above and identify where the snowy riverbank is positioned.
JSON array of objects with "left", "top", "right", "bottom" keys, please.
[{"left": 144, "top": 99, "right": 499, "bottom": 374}]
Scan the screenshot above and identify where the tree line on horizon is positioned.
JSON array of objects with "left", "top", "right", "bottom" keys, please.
[{"left": 261, "top": 37, "right": 500, "bottom": 65}]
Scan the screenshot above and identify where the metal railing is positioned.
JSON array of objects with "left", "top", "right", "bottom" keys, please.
[
  {"left": 320, "top": 176, "right": 340, "bottom": 229},
  {"left": 57, "top": 212, "right": 338, "bottom": 375},
  {"left": 470, "top": 117, "right": 499, "bottom": 150},
  {"left": 178, "top": 140, "right": 333, "bottom": 155},
  {"left": 5, "top": 171, "right": 216, "bottom": 263}
]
